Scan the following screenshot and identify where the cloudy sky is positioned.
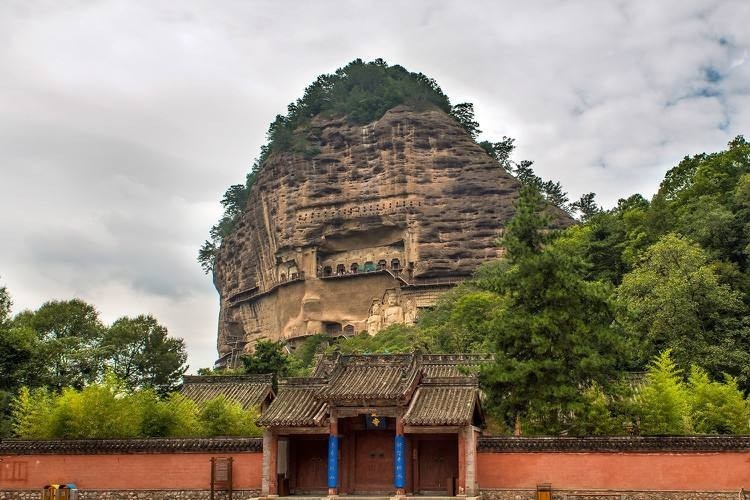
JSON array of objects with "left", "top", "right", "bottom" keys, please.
[{"left": 1, "top": 0, "right": 749, "bottom": 371}]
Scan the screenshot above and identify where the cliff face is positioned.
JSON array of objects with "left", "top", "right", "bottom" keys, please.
[{"left": 213, "top": 105, "right": 568, "bottom": 364}]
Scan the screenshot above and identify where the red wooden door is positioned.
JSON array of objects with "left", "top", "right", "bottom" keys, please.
[
  {"left": 354, "top": 430, "right": 394, "bottom": 492},
  {"left": 294, "top": 437, "right": 327, "bottom": 492},
  {"left": 417, "top": 437, "right": 458, "bottom": 494}
]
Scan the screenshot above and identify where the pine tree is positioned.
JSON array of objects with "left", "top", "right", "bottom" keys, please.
[{"left": 480, "top": 186, "right": 623, "bottom": 433}]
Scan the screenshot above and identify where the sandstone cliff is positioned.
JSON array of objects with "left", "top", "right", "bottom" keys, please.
[{"left": 212, "top": 104, "right": 569, "bottom": 365}]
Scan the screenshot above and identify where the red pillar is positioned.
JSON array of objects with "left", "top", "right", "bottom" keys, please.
[{"left": 457, "top": 429, "right": 466, "bottom": 495}]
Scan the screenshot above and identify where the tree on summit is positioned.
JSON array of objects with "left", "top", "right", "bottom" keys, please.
[
  {"left": 450, "top": 102, "right": 481, "bottom": 139},
  {"left": 479, "top": 136, "right": 516, "bottom": 173}
]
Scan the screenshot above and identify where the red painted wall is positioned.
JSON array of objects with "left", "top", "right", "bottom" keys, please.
[
  {"left": 477, "top": 451, "right": 750, "bottom": 491},
  {"left": 5, "top": 450, "right": 750, "bottom": 492},
  {"left": 0, "top": 453, "right": 262, "bottom": 490}
]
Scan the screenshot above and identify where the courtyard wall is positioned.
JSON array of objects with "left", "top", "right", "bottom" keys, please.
[
  {"left": 2, "top": 436, "right": 750, "bottom": 499},
  {"left": 477, "top": 436, "right": 750, "bottom": 499},
  {"left": 0, "top": 438, "right": 262, "bottom": 500}
]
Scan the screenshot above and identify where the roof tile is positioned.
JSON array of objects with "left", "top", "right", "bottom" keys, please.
[
  {"left": 403, "top": 386, "right": 477, "bottom": 426},
  {"left": 257, "top": 378, "right": 327, "bottom": 427},
  {"left": 180, "top": 374, "right": 273, "bottom": 409}
]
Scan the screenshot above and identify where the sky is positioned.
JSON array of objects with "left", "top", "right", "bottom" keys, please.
[{"left": 1, "top": 0, "right": 749, "bottom": 372}]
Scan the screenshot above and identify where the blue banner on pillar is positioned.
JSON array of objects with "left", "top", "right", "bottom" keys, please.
[
  {"left": 327, "top": 435, "right": 339, "bottom": 488},
  {"left": 394, "top": 434, "right": 406, "bottom": 488}
]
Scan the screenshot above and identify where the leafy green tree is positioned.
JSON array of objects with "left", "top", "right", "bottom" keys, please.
[
  {"left": 198, "top": 171, "right": 259, "bottom": 274},
  {"left": 198, "top": 395, "right": 261, "bottom": 437},
  {"left": 0, "top": 285, "right": 39, "bottom": 392},
  {"left": 1, "top": 284, "right": 40, "bottom": 437},
  {"left": 513, "top": 160, "right": 543, "bottom": 191},
  {"left": 46, "top": 373, "right": 142, "bottom": 439},
  {"left": 197, "top": 240, "right": 218, "bottom": 274},
  {"left": 541, "top": 180, "right": 570, "bottom": 212},
  {"left": 103, "top": 314, "right": 187, "bottom": 395},
  {"left": 571, "top": 192, "right": 600, "bottom": 221},
  {"left": 12, "top": 299, "right": 106, "bottom": 391},
  {"left": 241, "top": 340, "right": 294, "bottom": 376},
  {"left": 11, "top": 386, "right": 55, "bottom": 438},
  {"left": 0, "top": 282, "right": 10, "bottom": 324},
  {"left": 12, "top": 374, "right": 141, "bottom": 439},
  {"left": 635, "top": 350, "right": 692, "bottom": 435},
  {"left": 196, "top": 366, "right": 245, "bottom": 376},
  {"left": 687, "top": 366, "right": 750, "bottom": 434},
  {"left": 137, "top": 391, "right": 202, "bottom": 437},
  {"left": 421, "top": 290, "right": 503, "bottom": 353},
  {"left": 479, "top": 136, "right": 516, "bottom": 172},
  {"left": 553, "top": 194, "right": 652, "bottom": 287},
  {"left": 565, "top": 383, "right": 624, "bottom": 436},
  {"left": 450, "top": 102, "right": 481, "bottom": 139},
  {"left": 0, "top": 390, "right": 13, "bottom": 437},
  {"left": 331, "top": 324, "right": 430, "bottom": 355},
  {"left": 11, "top": 376, "right": 260, "bottom": 439},
  {"left": 0, "top": 324, "right": 39, "bottom": 390},
  {"left": 480, "top": 186, "right": 624, "bottom": 433},
  {"left": 616, "top": 233, "right": 749, "bottom": 381},
  {"left": 500, "top": 185, "right": 550, "bottom": 257},
  {"left": 650, "top": 136, "right": 750, "bottom": 269}
]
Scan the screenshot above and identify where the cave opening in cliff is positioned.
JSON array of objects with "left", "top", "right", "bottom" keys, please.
[{"left": 324, "top": 322, "right": 343, "bottom": 336}]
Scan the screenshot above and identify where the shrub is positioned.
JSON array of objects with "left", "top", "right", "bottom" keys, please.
[
  {"left": 198, "top": 395, "right": 261, "bottom": 437},
  {"left": 635, "top": 350, "right": 692, "bottom": 435},
  {"left": 688, "top": 366, "right": 750, "bottom": 434},
  {"left": 11, "top": 387, "right": 55, "bottom": 438},
  {"left": 137, "top": 391, "right": 202, "bottom": 438},
  {"left": 11, "top": 375, "right": 262, "bottom": 439}
]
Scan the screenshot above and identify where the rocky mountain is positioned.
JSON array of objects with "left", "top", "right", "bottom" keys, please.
[{"left": 211, "top": 101, "right": 570, "bottom": 366}]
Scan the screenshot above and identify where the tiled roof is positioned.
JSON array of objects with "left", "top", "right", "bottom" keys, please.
[
  {"left": 311, "top": 353, "right": 339, "bottom": 378},
  {"left": 7, "top": 436, "right": 750, "bottom": 455},
  {"left": 257, "top": 354, "right": 487, "bottom": 428},
  {"left": 317, "top": 354, "right": 419, "bottom": 401},
  {"left": 478, "top": 436, "right": 750, "bottom": 453},
  {"left": 403, "top": 385, "right": 478, "bottom": 425},
  {"left": 256, "top": 378, "right": 328, "bottom": 427},
  {"left": 180, "top": 374, "right": 273, "bottom": 409},
  {"left": 0, "top": 437, "right": 262, "bottom": 455}
]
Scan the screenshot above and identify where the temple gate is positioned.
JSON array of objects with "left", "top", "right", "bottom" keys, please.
[{"left": 257, "top": 354, "right": 486, "bottom": 497}]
